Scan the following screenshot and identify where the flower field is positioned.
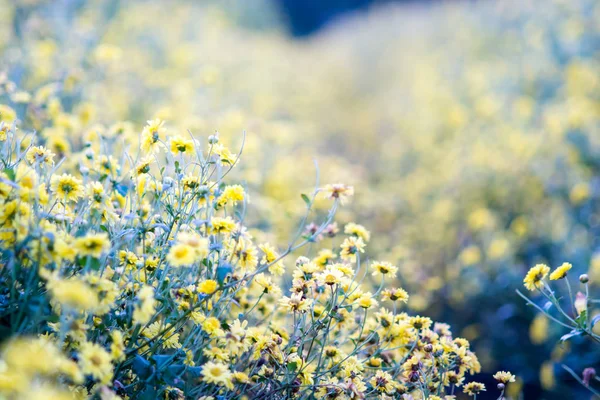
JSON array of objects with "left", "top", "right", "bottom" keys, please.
[{"left": 0, "top": 0, "right": 599, "bottom": 398}]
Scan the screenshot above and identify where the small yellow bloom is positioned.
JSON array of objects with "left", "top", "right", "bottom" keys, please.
[
  {"left": 48, "top": 277, "right": 99, "bottom": 312},
  {"left": 26, "top": 146, "right": 55, "bottom": 165},
  {"left": 78, "top": 341, "right": 113, "bottom": 384},
  {"left": 198, "top": 279, "right": 219, "bottom": 295},
  {"left": 463, "top": 381, "right": 486, "bottom": 396},
  {"left": 74, "top": 233, "right": 110, "bottom": 258},
  {"left": 167, "top": 243, "right": 196, "bottom": 266},
  {"left": 170, "top": 135, "right": 195, "bottom": 155},
  {"left": 201, "top": 361, "right": 233, "bottom": 389},
  {"left": 322, "top": 183, "right": 354, "bottom": 204},
  {"left": 50, "top": 174, "right": 84, "bottom": 202},
  {"left": 493, "top": 371, "right": 516, "bottom": 384},
  {"left": 344, "top": 222, "right": 370, "bottom": 242},
  {"left": 371, "top": 261, "right": 398, "bottom": 279},
  {"left": 523, "top": 264, "right": 550, "bottom": 291},
  {"left": 549, "top": 262, "right": 572, "bottom": 280}
]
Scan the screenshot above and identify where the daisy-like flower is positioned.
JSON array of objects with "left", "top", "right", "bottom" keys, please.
[
  {"left": 135, "top": 156, "right": 154, "bottom": 176},
  {"left": 463, "top": 382, "right": 486, "bottom": 396},
  {"left": 78, "top": 341, "right": 113, "bottom": 384},
  {"left": 217, "top": 184, "right": 245, "bottom": 207},
  {"left": 409, "top": 316, "right": 432, "bottom": 330},
  {"left": 202, "top": 317, "right": 225, "bottom": 337},
  {"left": 357, "top": 292, "right": 378, "bottom": 309},
  {"left": 382, "top": 288, "right": 409, "bottom": 303},
  {"left": 170, "top": 135, "right": 195, "bottom": 155},
  {"left": 344, "top": 222, "right": 370, "bottom": 242},
  {"left": 322, "top": 183, "right": 354, "bottom": 204},
  {"left": 523, "top": 263, "right": 550, "bottom": 290},
  {"left": 340, "top": 236, "right": 365, "bottom": 261},
  {"left": 279, "top": 293, "right": 313, "bottom": 313},
  {"left": 26, "top": 146, "right": 55, "bottom": 166},
  {"left": 371, "top": 261, "right": 398, "bottom": 278},
  {"left": 74, "top": 233, "right": 110, "bottom": 258},
  {"left": 316, "top": 265, "right": 345, "bottom": 286},
  {"left": 550, "top": 262, "right": 572, "bottom": 281},
  {"left": 212, "top": 143, "right": 236, "bottom": 165},
  {"left": 141, "top": 118, "right": 166, "bottom": 153},
  {"left": 210, "top": 216, "right": 237, "bottom": 234},
  {"left": 167, "top": 243, "right": 196, "bottom": 266},
  {"left": 493, "top": 371, "right": 516, "bottom": 384},
  {"left": 50, "top": 173, "right": 84, "bottom": 202},
  {"left": 48, "top": 277, "right": 99, "bottom": 312},
  {"left": 369, "top": 370, "right": 395, "bottom": 393},
  {"left": 198, "top": 279, "right": 219, "bottom": 295},
  {"left": 201, "top": 362, "right": 233, "bottom": 389}
]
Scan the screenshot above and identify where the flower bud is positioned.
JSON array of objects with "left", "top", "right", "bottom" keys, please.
[
  {"left": 580, "top": 274, "right": 589, "bottom": 284},
  {"left": 583, "top": 367, "right": 596, "bottom": 386},
  {"left": 497, "top": 383, "right": 505, "bottom": 391},
  {"left": 208, "top": 133, "right": 219, "bottom": 144}
]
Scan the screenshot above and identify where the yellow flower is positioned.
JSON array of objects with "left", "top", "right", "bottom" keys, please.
[
  {"left": 369, "top": 370, "right": 395, "bottom": 394},
  {"left": 463, "top": 382, "right": 486, "bottom": 396},
  {"left": 493, "top": 371, "right": 516, "bottom": 384},
  {"left": 170, "top": 135, "right": 195, "bottom": 155},
  {"left": 344, "top": 222, "right": 370, "bottom": 242},
  {"left": 202, "top": 317, "right": 224, "bottom": 337},
  {"left": 371, "top": 261, "right": 398, "bottom": 279},
  {"left": 357, "top": 292, "right": 378, "bottom": 309},
  {"left": 201, "top": 361, "right": 233, "bottom": 389},
  {"left": 322, "top": 183, "right": 354, "bottom": 204},
  {"left": 110, "top": 330, "right": 125, "bottom": 361},
  {"left": 279, "top": 293, "right": 312, "bottom": 313},
  {"left": 198, "top": 279, "right": 219, "bottom": 295},
  {"left": 217, "top": 185, "right": 245, "bottom": 207},
  {"left": 523, "top": 264, "right": 550, "bottom": 290},
  {"left": 74, "top": 233, "right": 110, "bottom": 258},
  {"left": 50, "top": 173, "right": 84, "bottom": 202},
  {"left": 409, "top": 316, "right": 432, "bottom": 330},
  {"left": 316, "top": 265, "right": 345, "bottom": 286},
  {"left": 143, "top": 322, "right": 181, "bottom": 349},
  {"left": 212, "top": 144, "right": 236, "bottom": 165},
  {"left": 135, "top": 156, "right": 154, "bottom": 176},
  {"left": 210, "top": 216, "right": 236, "bottom": 234},
  {"left": 340, "top": 237, "right": 365, "bottom": 261},
  {"left": 167, "top": 243, "right": 196, "bottom": 266},
  {"left": 78, "top": 341, "right": 113, "bottom": 384},
  {"left": 382, "top": 288, "right": 409, "bottom": 303},
  {"left": 141, "top": 119, "right": 166, "bottom": 153},
  {"left": 26, "top": 146, "right": 55, "bottom": 165},
  {"left": 549, "top": 262, "right": 572, "bottom": 280},
  {"left": 133, "top": 286, "right": 156, "bottom": 325},
  {"left": 176, "top": 231, "right": 209, "bottom": 261},
  {"left": 48, "top": 277, "right": 99, "bottom": 312},
  {"left": 0, "top": 105, "right": 16, "bottom": 123}
]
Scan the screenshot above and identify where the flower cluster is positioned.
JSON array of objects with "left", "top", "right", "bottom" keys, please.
[{"left": 0, "top": 98, "right": 512, "bottom": 399}]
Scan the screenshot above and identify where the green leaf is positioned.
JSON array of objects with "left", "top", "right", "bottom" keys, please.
[
  {"left": 2, "top": 168, "right": 15, "bottom": 181},
  {"left": 301, "top": 194, "right": 311, "bottom": 206},
  {"left": 576, "top": 310, "right": 588, "bottom": 329},
  {"left": 287, "top": 361, "right": 298, "bottom": 372}
]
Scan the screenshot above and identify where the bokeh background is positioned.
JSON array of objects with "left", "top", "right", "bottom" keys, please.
[{"left": 1, "top": 0, "right": 600, "bottom": 398}]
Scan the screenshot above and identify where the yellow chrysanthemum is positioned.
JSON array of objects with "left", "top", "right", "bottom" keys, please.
[
  {"left": 549, "top": 262, "right": 572, "bottom": 281},
  {"left": 523, "top": 264, "right": 550, "bottom": 290}
]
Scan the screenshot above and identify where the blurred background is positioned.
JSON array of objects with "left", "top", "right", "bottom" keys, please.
[{"left": 1, "top": 0, "right": 600, "bottom": 398}]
